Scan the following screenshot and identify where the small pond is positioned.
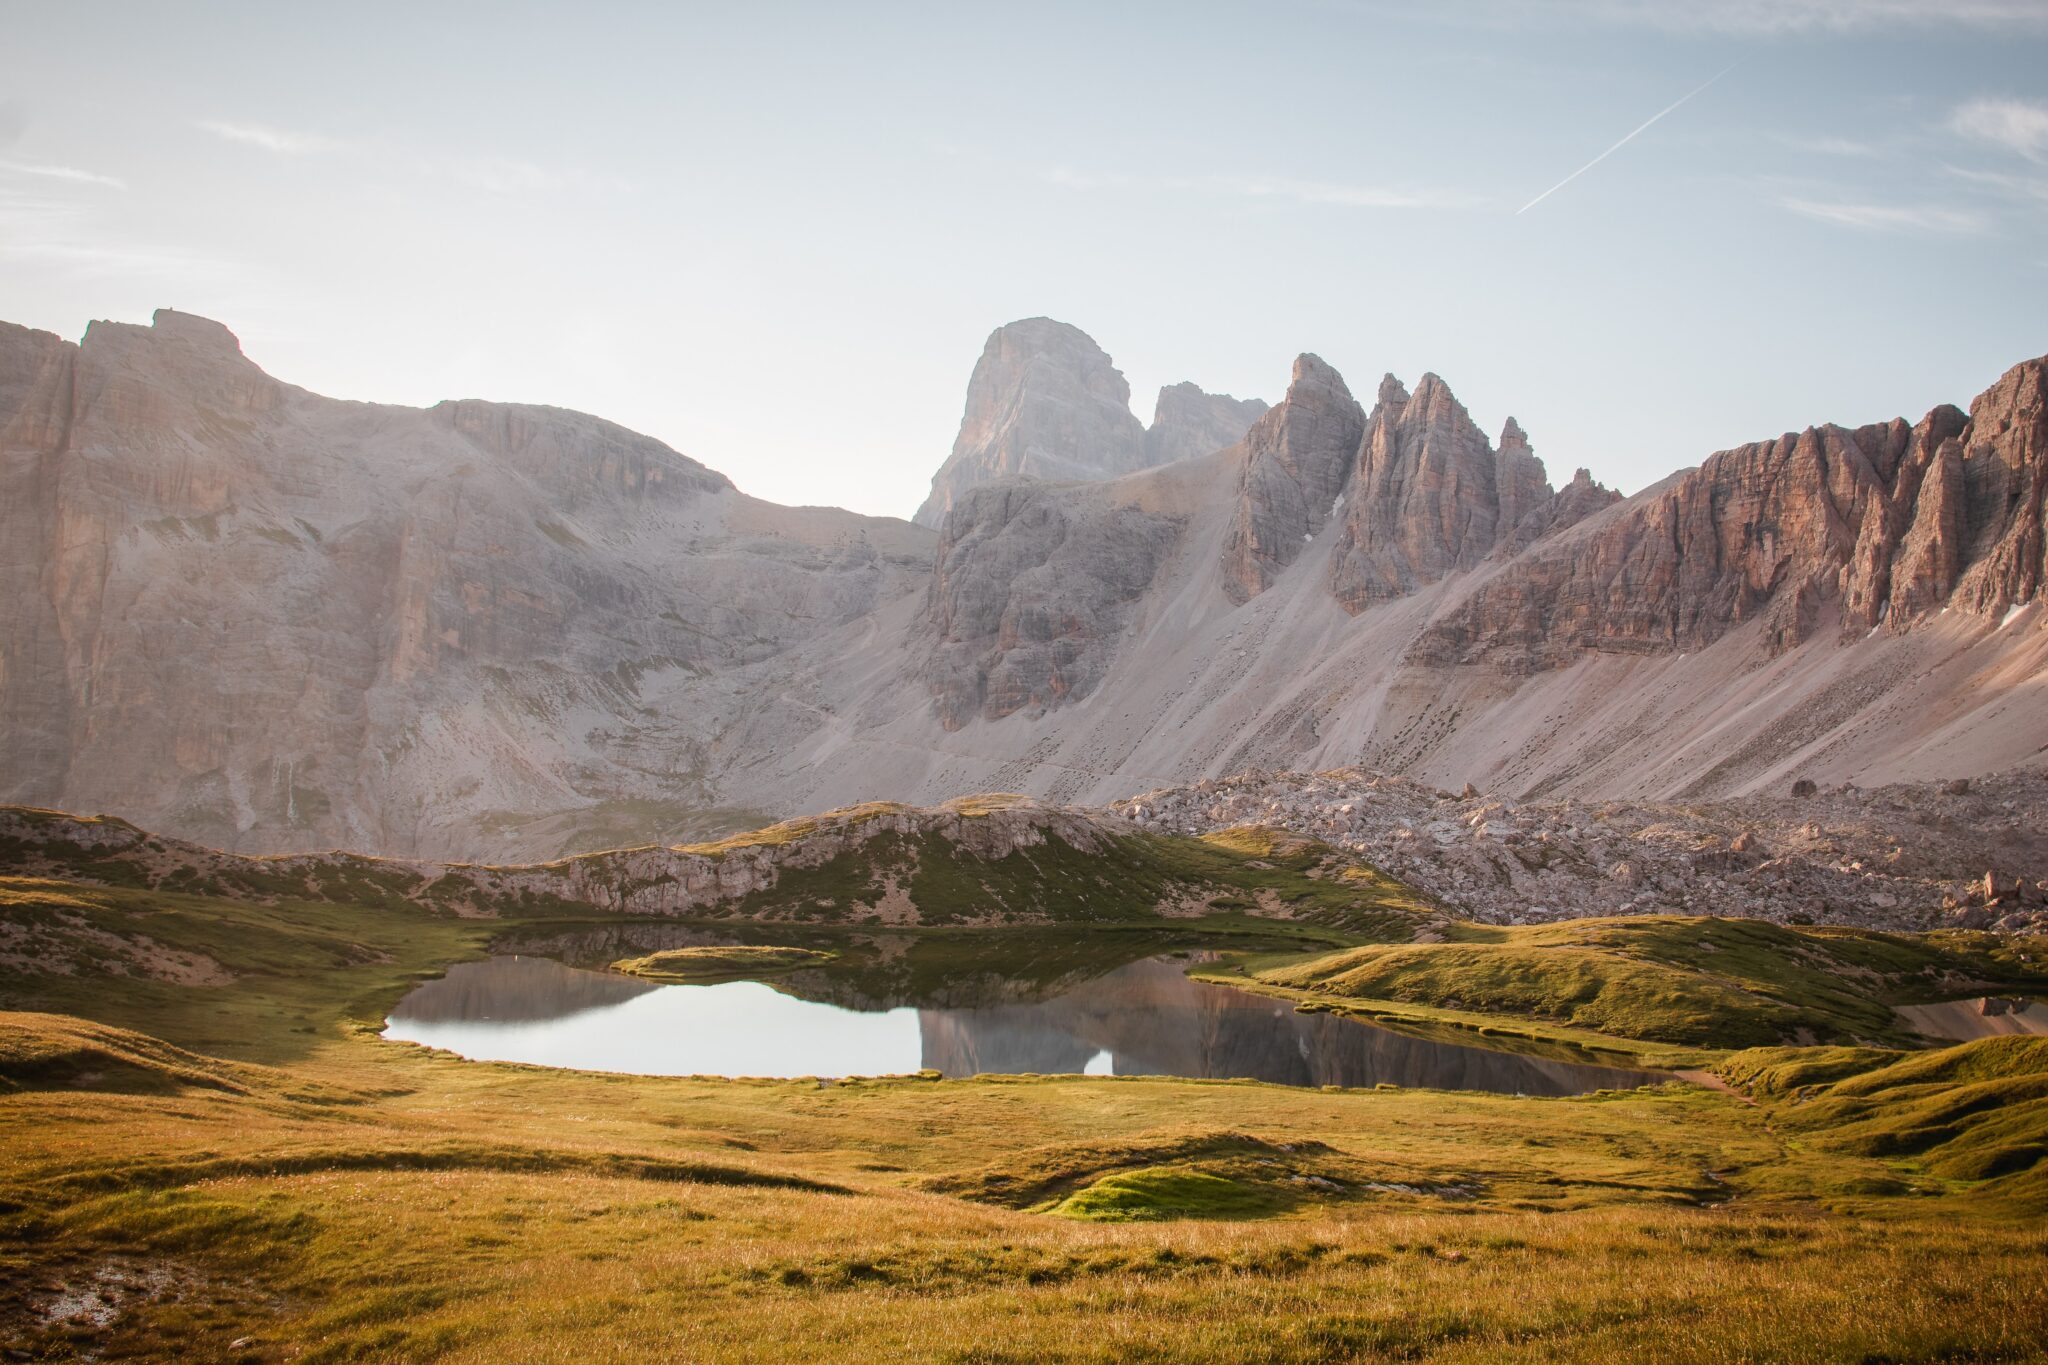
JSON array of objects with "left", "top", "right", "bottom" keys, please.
[{"left": 385, "top": 934, "right": 1669, "bottom": 1096}]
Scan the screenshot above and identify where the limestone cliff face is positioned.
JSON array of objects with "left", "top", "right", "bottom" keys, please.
[
  {"left": 1326, "top": 375, "right": 1614, "bottom": 611},
  {"left": 1145, "top": 382, "right": 1268, "bottom": 468},
  {"left": 1219, "top": 355, "right": 1365, "bottom": 604},
  {"left": 1414, "top": 356, "right": 2047, "bottom": 673},
  {"left": 1328, "top": 374, "right": 1495, "bottom": 609},
  {"left": 926, "top": 481, "right": 1179, "bottom": 728},
  {"left": 1219, "top": 363, "right": 1612, "bottom": 611},
  {"left": 0, "top": 310, "right": 933, "bottom": 856},
  {"left": 912, "top": 319, "right": 1263, "bottom": 527},
  {"left": 0, "top": 323, "right": 79, "bottom": 794},
  {"left": 1946, "top": 356, "right": 2047, "bottom": 617},
  {"left": 1493, "top": 417, "right": 1559, "bottom": 556}
]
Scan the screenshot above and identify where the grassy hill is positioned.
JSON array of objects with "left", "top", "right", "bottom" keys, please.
[{"left": 1226, "top": 916, "right": 2048, "bottom": 1062}]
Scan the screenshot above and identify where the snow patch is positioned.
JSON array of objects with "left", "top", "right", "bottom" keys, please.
[{"left": 2001, "top": 601, "right": 2034, "bottom": 630}]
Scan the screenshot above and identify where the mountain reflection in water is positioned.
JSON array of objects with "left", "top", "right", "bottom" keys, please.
[{"left": 387, "top": 953, "right": 1668, "bottom": 1096}]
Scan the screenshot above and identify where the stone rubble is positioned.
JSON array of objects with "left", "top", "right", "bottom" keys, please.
[{"left": 1111, "top": 769, "right": 2048, "bottom": 933}]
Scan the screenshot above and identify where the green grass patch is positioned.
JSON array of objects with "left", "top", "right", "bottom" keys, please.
[
  {"left": 1047, "top": 1167, "right": 1286, "bottom": 1221},
  {"left": 1254, "top": 916, "right": 2048, "bottom": 1051},
  {"left": 1722, "top": 1036, "right": 2048, "bottom": 1207}
]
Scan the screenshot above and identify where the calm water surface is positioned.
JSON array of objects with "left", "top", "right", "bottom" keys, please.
[{"left": 385, "top": 952, "right": 1668, "bottom": 1096}]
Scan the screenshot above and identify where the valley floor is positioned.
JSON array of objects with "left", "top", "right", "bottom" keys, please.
[{"left": 2, "top": 857, "right": 2046, "bottom": 1360}]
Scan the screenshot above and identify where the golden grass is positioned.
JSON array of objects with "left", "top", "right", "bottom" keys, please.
[
  {"left": 676, "top": 803, "right": 914, "bottom": 857},
  {"left": 3, "top": 865, "right": 2047, "bottom": 1359},
  {"left": 3, "top": 1019, "right": 2045, "bottom": 1361}
]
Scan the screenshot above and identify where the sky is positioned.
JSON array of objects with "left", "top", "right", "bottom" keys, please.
[{"left": 3, "top": 0, "right": 2046, "bottom": 519}]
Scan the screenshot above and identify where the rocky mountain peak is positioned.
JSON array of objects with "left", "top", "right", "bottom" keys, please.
[
  {"left": 1220, "top": 354, "right": 1368, "bottom": 603},
  {"left": 1405, "top": 371, "right": 1460, "bottom": 415},
  {"left": 149, "top": 308, "right": 246, "bottom": 356},
  {"left": 72, "top": 307, "right": 282, "bottom": 437},
  {"left": 1374, "top": 373, "right": 1410, "bottom": 411},
  {"left": 1330, "top": 370, "right": 1515, "bottom": 611},
  {"left": 913, "top": 318, "right": 1146, "bottom": 528},
  {"left": 915, "top": 318, "right": 1267, "bottom": 528},
  {"left": 1288, "top": 352, "right": 1345, "bottom": 394},
  {"left": 1493, "top": 416, "right": 1554, "bottom": 557}
]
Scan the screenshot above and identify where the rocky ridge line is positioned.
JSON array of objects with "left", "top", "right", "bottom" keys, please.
[
  {"left": 1416, "top": 355, "right": 2048, "bottom": 671},
  {"left": 0, "top": 796, "right": 1114, "bottom": 921}
]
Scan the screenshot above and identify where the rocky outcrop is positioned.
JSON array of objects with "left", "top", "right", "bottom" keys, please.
[
  {"left": 1415, "top": 357, "right": 2047, "bottom": 673},
  {"left": 913, "top": 319, "right": 1147, "bottom": 528},
  {"left": 1219, "top": 355, "right": 1365, "bottom": 603},
  {"left": 927, "top": 482, "right": 1179, "bottom": 728},
  {"left": 914, "top": 320, "right": 1265, "bottom": 528},
  {"left": 462, "top": 796, "right": 1117, "bottom": 916},
  {"left": 1145, "top": 382, "right": 1269, "bottom": 468}
]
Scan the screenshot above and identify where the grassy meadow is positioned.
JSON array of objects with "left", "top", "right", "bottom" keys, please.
[{"left": 2, "top": 838, "right": 2047, "bottom": 1361}]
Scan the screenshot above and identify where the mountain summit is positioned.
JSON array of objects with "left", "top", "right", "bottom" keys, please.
[{"left": 912, "top": 318, "right": 1264, "bottom": 527}]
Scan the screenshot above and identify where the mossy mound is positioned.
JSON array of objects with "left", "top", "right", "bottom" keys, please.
[
  {"left": 1047, "top": 1167, "right": 1288, "bottom": 1222},
  {"left": 611, "top": 945, "right": 838, "bottom": 983}
]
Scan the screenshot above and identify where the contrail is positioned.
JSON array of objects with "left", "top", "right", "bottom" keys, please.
[{"left": 1516, "top": 61, "right": 1742, "bottom": 215}]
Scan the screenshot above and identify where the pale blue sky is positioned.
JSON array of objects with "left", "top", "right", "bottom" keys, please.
[{"left": 4, "top": 1, "right": 2045, "bottom": 517}]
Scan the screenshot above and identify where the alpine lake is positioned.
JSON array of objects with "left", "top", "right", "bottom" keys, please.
[{"left": 386, "top": 924, "right": 1673, "bottom": 1096}]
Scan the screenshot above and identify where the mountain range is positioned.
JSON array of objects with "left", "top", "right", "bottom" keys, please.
[{"left": 1, "top": 308, "right": 2042, "bottom": 859}]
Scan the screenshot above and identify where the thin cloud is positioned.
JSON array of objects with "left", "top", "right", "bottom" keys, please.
[
  {"left": 1949, "top": 98, "right": 2048, "bottom": 162},
  {"left": 1774, "top": 134, "right": 1883, "bottom": 159},
  {"left": 0, "top": 159, "right": 125, "bottom": 189},
  {"left": 1945, "top": 164, "right": 2048, "bottom": 206},
  {"left": 197, "top": 119, "right": 352, "bottom": 156},
  {"left": 1468, "top": 0, "right": 2048, "bottom": 34},
  {"left": 1517, "top": 62, "right": 1741, "bottom": 215},
  {"left": 1045, "top": 166, "right": 1475, "bottom": 210},
  {"left": 1780, "top": 197, "right": 1986, "bottom": 235}
]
